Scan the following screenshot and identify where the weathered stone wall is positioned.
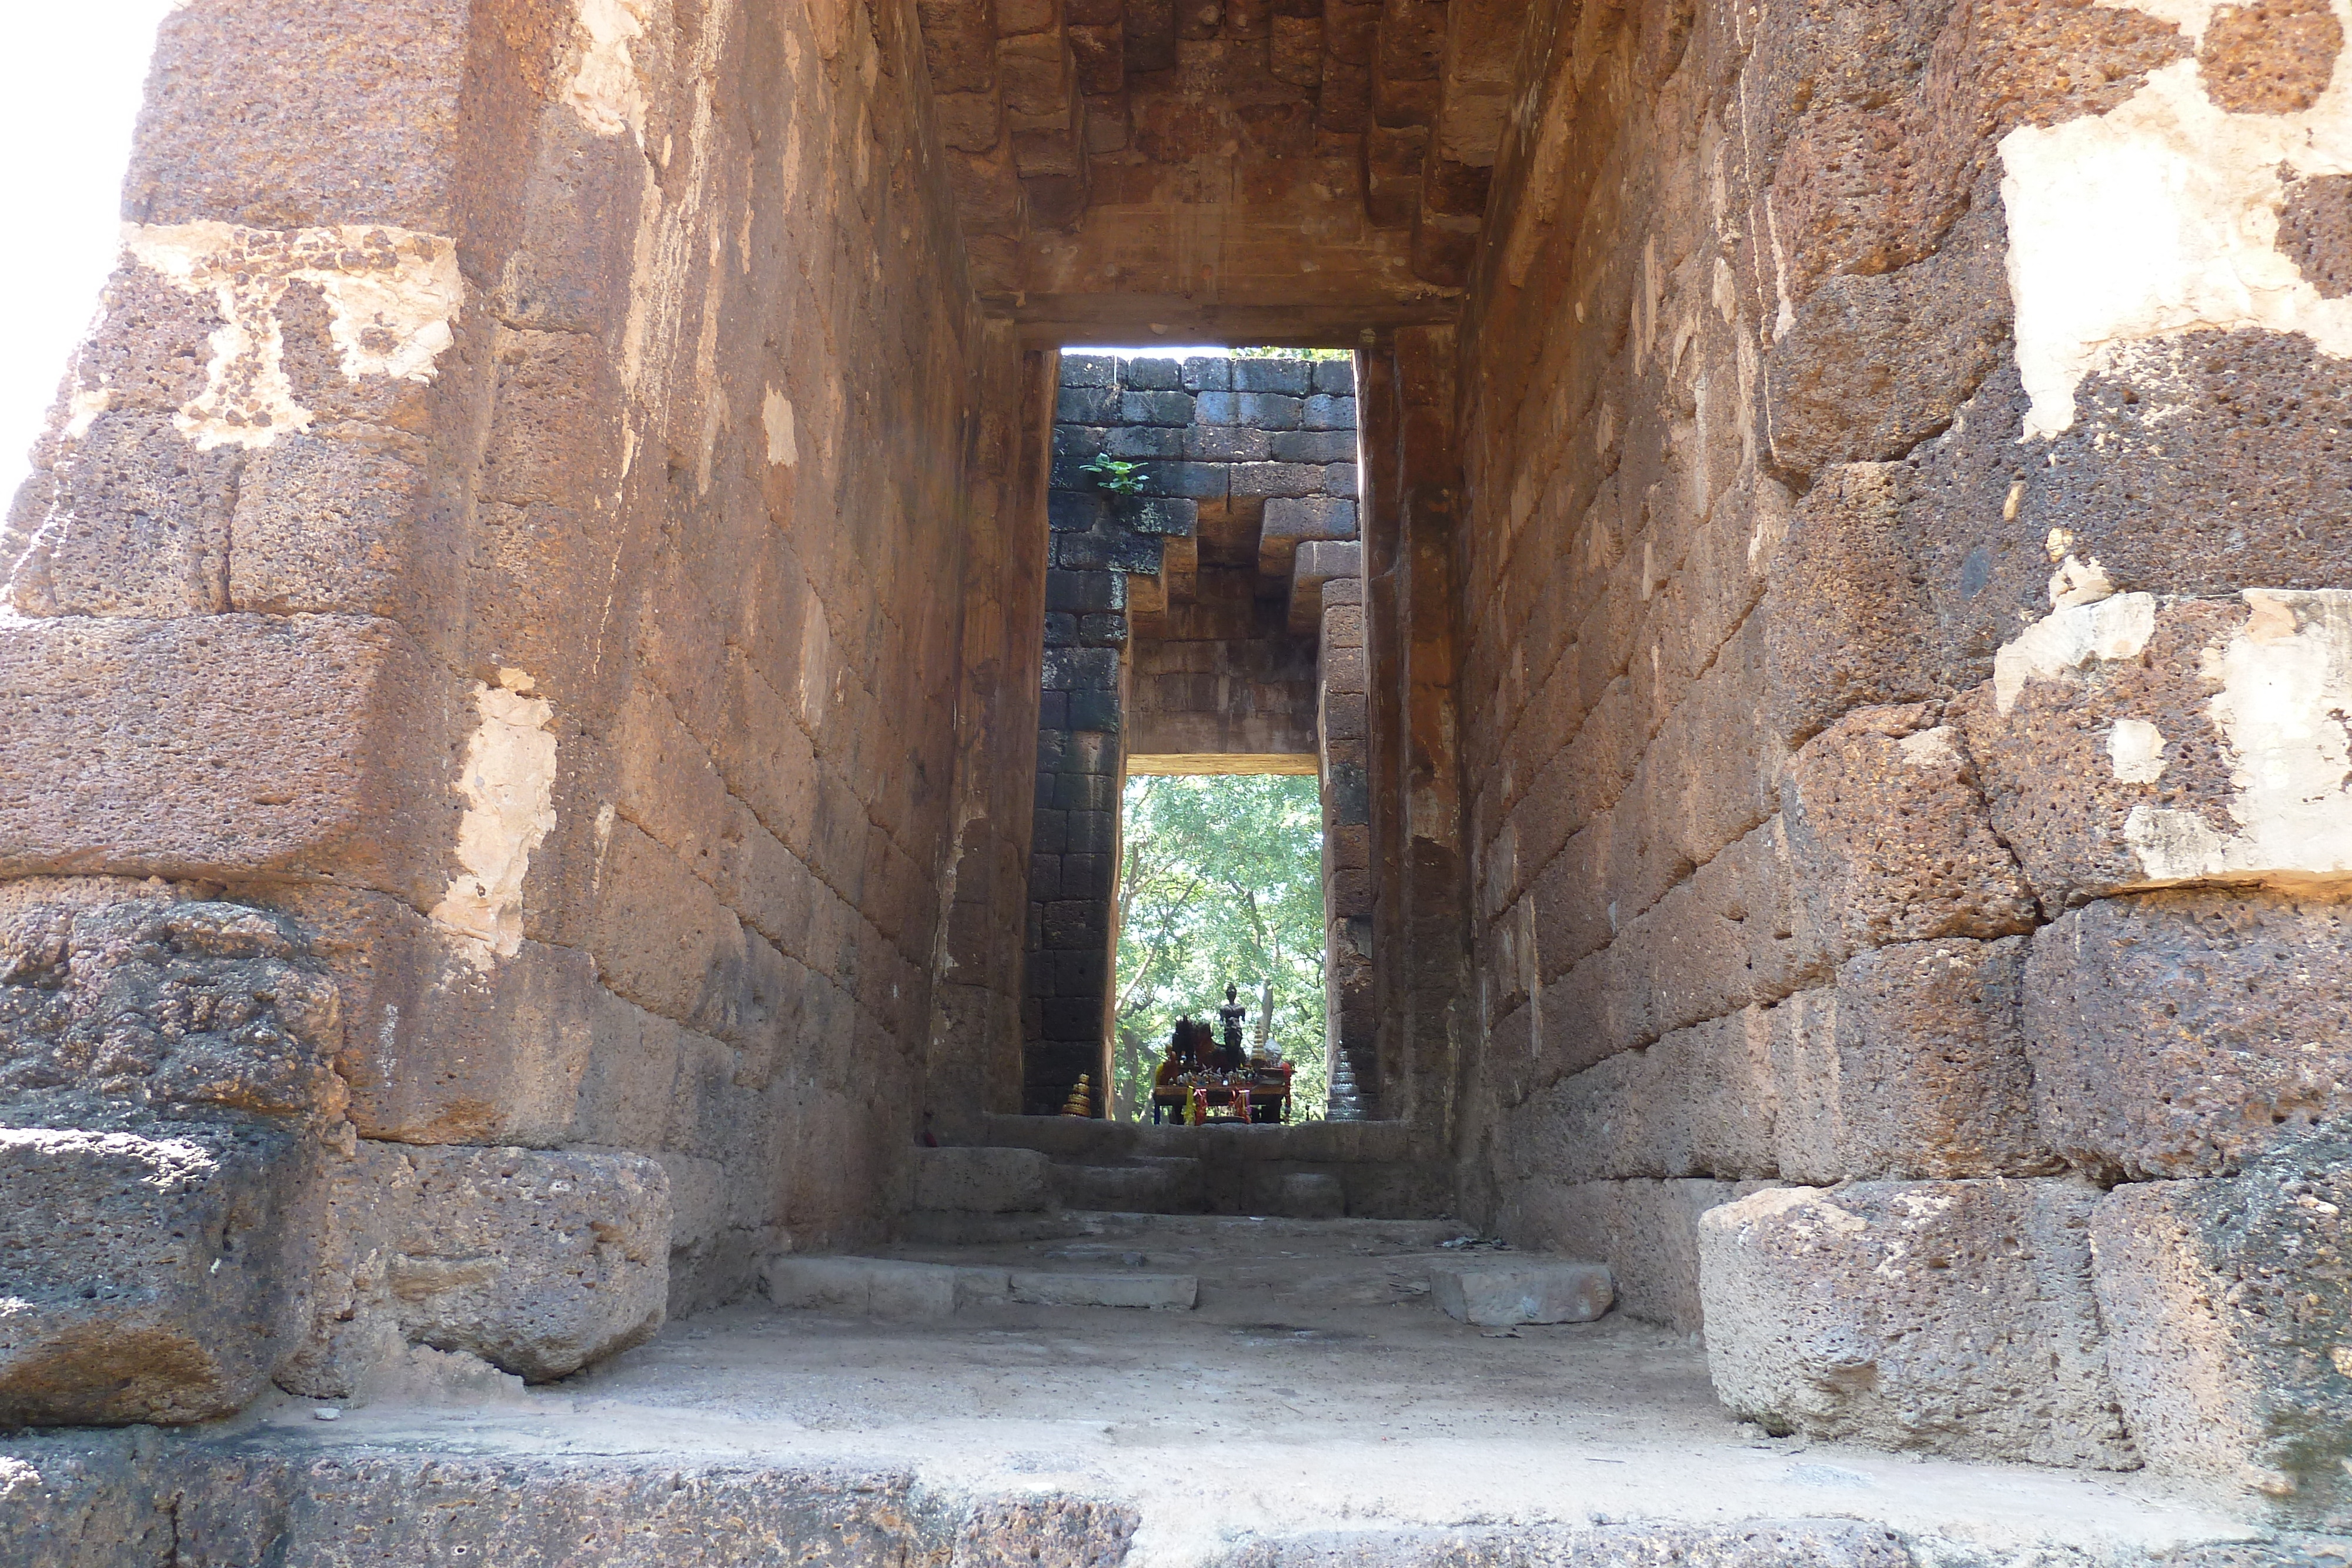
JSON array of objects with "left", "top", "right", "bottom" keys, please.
[
  {"left": 11, "top": 0, "right": 2352, "bottom": 1522},
  {"left": 1448, "top": 0, "right": 2352, "bottom": 1523},
  {"left": 1121, "top": 355, "right": 1358, "bottom": 761},
  {"left": 1021, "top": 352, "right": 1356, "bottom": 1114},
  {"left": 0, "top": 0, "right": 1045, "bottom": 1419},
  {"left": 913, "top": 0, "right": 1503, "bottom": 341},
  {"left": 1352, "top": 327, "right": 1472, "bottom": 1139}
]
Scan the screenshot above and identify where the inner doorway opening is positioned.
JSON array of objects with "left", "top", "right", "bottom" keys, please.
[
  {"left": 1021, "top": 345, "right": 1368, "bottom": 1120},
  {"left": 1110, "top": 770, "right": 1332, "bottom": 1124}
]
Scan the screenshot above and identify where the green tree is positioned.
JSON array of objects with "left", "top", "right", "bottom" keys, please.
[
  {"left": 1231, "top": 346, "right": 1354, "bottom": 362},
  {"left": 1111, "top": 774, "right": 1329, "bottom": 1121}
]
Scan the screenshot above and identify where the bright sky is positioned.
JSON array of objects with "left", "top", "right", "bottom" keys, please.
[{"left": 0, "top": 2, "right": 179, "bottom": 506}]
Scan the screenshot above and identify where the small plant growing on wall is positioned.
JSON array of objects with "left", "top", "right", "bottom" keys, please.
[{"left": 1081, "top": 454, "right": 1147, "bottom": 494}]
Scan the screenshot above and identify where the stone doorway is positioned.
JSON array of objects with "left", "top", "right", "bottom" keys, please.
[{"left": 1019, "top": 348, "right": 1367, "bottom": 1119}]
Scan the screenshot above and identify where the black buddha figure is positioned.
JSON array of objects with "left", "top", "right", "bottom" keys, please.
[{"left": 1217, "top": 984, "right": 1249, "bottom": 1071}]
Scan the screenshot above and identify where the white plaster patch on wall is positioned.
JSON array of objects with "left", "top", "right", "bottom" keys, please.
[
  {"left": 566, "top": 0, "right": 653, "bottom": 139},
  {"left": 2001, "top": 18, "right": 2352, "bottom": 439},
  {"left": 1992, "top": 592, "right": 2159, "bottom": 714},
  {"left": 124, "top": 222, "right": 463, "bottom": 450},
  {"left": 2108, "top": 718, "right": 2170, "bottom": 783},
  {"left": 63, "top": 386, "right": 111, "bottom": 440},
  {"left": 2049, "top": 554, "right": 2116, "bottom": 610},
  {"left": 430, "top": 672, "right": 560, "bottom": 968},
  {"left": 2126, "top": 590, "right": 2352, "bottom": 882},
  {"left": 1728, "top": 1185, "right": 1866, "bottom": 1238},
  {"left": 1897, "top": 727, "right": 1962, "bottom": 768}
]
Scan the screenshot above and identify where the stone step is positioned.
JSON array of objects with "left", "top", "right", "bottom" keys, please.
[
  {"left": 934, "top": 1119, "right": 1449, "bottom": 1218},
  {"left": 1429, "top": 1259, "right": 1615, "bottom": 1327},
  {"left": 961, "top": 1114, "right": 1414, "bottom": 1165},
  {"left": 1048, "top": 1156, "right": 1204, "bottom": 1213},
  {"left": 763, "top": 1255, "right": 1198, "bottom": 1318},
  {"left": 910, "top": 1146, "right": 1054, "bottom": 1213},
  {"left": 896, "top": 1208, "right": 1098, "bottom": 1245},
  {"left": 903, "top": 1209, "right": 1467, "bottom": 1252}
]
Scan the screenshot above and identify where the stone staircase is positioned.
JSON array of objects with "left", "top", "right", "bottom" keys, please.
[
  {"left": 919, "top": 1114, "right": 1448, "bottom": 1224},
  {"left": 1326, "top": 1049, "right": 1367, "bottom": 1121},
  {"left": 19, "top": 1150, "right": 2271, "bottom": 1566},
  {"left": 794, "top": 1139, "right": 1470, "bottom": 1319}
]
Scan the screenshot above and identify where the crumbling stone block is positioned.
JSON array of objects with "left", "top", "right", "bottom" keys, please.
[
  {"left": 1760, "top": 198, "right": 2010, "bottom": 483},
  {"left": 6, "top": 413, "right": 238, "bottom": 619},
  {"left": 1775, "top": 938, "right": 2057, "bottom": 1183},
  {"left": 2092, "top": 1138, "right": 2352, "bottom": 1529},
  {"left": 1429, "top": 1260, "right": 1612, "bottom": 1326},
  {"left": 0, "top": 1124, "right": 319, "bottom": 1426},
  {"left": 287, "top": 1142, "right": 670, "bottom": 1392},
  {"left": 0, "top": 614, "right": 448, "bottom": 902},
  {"left": 2028, "top": 890, "right": 2352, "bottom": 1182},
  {"left": 1960, "top": 591, "right": 2352, "bottom": 907},
  {"left": 1760, "top": 464, "right": 1939, "bottom": 745},
  {"left": 1779, "top": 704, "right": 2036, "bottom": 962},
  {"left": 1698, "top": 1180, "right": 2133, "bottom": 1468},
  {"left": 0, "top": 898, "right": 345, "bottom": 1126}
]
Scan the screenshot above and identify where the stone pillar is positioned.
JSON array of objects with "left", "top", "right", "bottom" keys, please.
[
  {"left": 1354, "top": 327, "right": 1472, "bottom": 1132},
  {"left": 1317, "top": 570, "right": 1377, "bottom": 1118},
  {"left": 926, "top": 340, "right": 1060, "bottom": 1136},
  {"left": 1019, "top": 354, "right": 1168, "bottom": 1115}
]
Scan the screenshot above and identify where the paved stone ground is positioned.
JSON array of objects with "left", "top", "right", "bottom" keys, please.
[{"left": 159, "top": 1217, "right": 2271, "bottom": 1566}]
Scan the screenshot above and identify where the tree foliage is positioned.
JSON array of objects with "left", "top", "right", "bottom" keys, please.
[
  {"left": 1231, "top": 346, "right": 1354, "bottom": 362},
  {"left": 1111, "top": 775, "right": 1329, "bottom": 1121}
]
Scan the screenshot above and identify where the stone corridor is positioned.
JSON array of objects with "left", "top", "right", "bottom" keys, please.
[{"left": 4, "top": 0, "right": 2352, "bottom": 1561}]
